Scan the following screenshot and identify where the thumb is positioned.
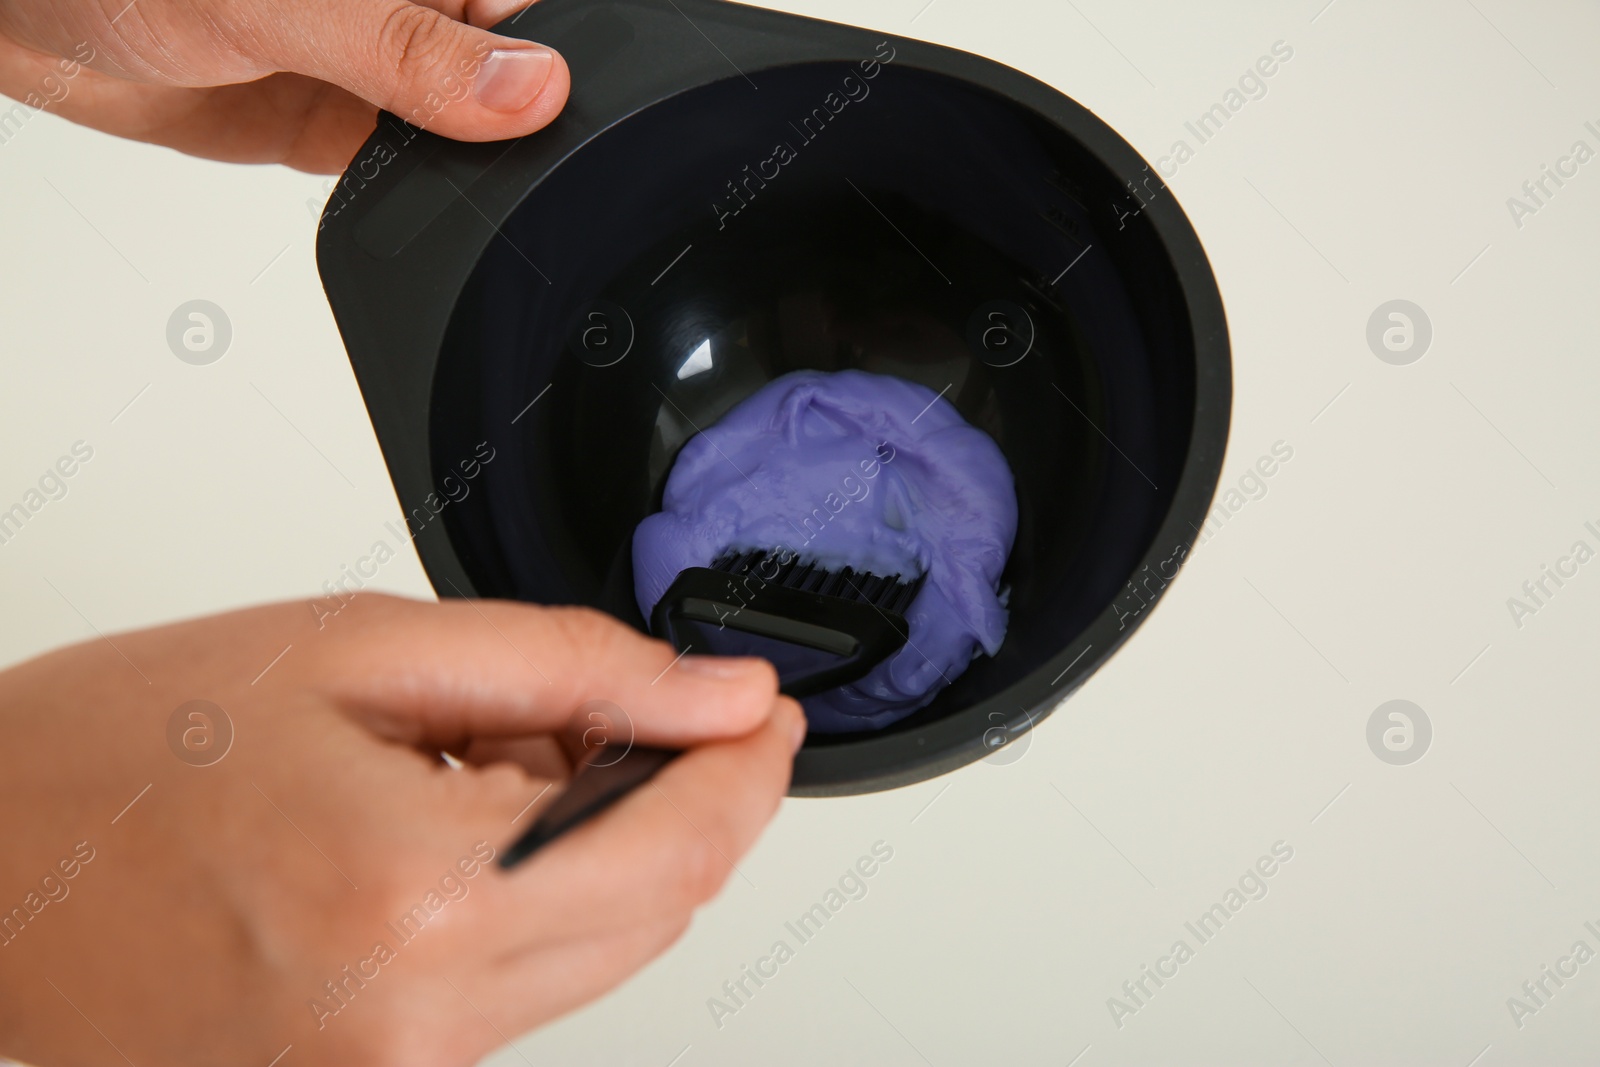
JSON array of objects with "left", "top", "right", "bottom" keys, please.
[
  {"left": 258, "top": 0, "right": 570, "bottom": 140},
  {"left": 294, "top": 596, "right": 785, "bottom": 750}
]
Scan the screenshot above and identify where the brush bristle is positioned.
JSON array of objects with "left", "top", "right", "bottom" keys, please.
[{"left": 710, "top": 549, "right": 923, "bottom": 615}]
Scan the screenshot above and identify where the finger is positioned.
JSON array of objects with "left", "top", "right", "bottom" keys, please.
[
  {"left": 249, "top": 0, "right": 570, "bottom": 141},
  {"left": 0, "top": 28, "right": 392, "bottom": 171},
  {"left": 477, "top": 696, "right": 805, "bottom": 945},
  {"left": 462, "top": 0, "right": 539, "bottom": 29},
  {"left": 70, "top": 76, "right": 374, "bottom": 171},
  {"left": 411, "top": 0, "right": 540, "bottom": 30},
  {"left": 303, "top": 595, "right": 782, "bottom": 749},
  {"left": 455, "top": 734, "right": 572, "bottom": 779}
]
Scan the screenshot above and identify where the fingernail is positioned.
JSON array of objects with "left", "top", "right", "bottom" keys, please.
[
  {"left": 475, "top": 47, "right": 554, "bottom": 113},
  {"left": 789, "top": 710, "right": 809, "bottom": 754},
  {"left": 677, "top": 655, "right": 766, "bottom": 680}
]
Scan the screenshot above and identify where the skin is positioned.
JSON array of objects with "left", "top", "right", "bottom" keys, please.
[
  {"left": 0, "top": 595, "right": 805, "bottom": 1065},
  {"left": 0, "top": 0, "right": 572, "bottom": 171},
  {"left": 0, "top": 6, "right": 780, "bottom": 1062}
]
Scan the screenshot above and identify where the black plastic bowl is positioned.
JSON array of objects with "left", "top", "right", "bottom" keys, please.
[{"left": 316, "top": 0, "right": 1231, "bottom": 796}]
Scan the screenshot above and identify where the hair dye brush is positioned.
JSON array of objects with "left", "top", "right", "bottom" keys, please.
[
  {"left": 650, "top": 548, "right": 926, "bottom": 699},
  {"left": 499, "top": 548, "right": 924, "bottom": 869}
]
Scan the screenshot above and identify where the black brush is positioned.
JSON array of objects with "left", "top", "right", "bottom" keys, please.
[
  {"left": 650, "top": 548, "right": 927, "bottom": 699},
  {"left": 497, "top": 550, "right": 924, "bottom": 871},
  {"left": 498, "top": 744, "right": 678, "bottom": 870}
]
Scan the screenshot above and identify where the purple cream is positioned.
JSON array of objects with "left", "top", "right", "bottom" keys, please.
[{"left": 632, "top": 370, "right": 1018, "bottom": 733}]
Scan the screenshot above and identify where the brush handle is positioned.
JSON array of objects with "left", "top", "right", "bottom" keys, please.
[{"left": 497, "top": 745, "right": 680, "bottom": 870}]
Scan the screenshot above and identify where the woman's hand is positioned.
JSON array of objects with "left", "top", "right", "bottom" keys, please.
[
  {"left": 0, "top": 0, "right": 571, "bottom": 171},
  {"left": 0, "top": 593, "right": 803, "bottom": 1066}
]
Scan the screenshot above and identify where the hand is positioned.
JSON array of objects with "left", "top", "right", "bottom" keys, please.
[
  {"left": 0, "top": 0, "right": 571, "bottom": 172},
  {"left": 0, "top": 593, "right": 803, "bottom": 1066}
]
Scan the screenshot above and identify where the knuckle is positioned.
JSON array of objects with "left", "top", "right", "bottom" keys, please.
[
  {"left": 546, "top": 605, "right": 630, "bottom": 661},
  {"left": 378, "top": 4, "right": 458, "bottom": 83}
]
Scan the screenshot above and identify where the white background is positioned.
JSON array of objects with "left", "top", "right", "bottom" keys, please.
[{"left": 3, "top": 0, "right": 1599, "bottom": 1064}]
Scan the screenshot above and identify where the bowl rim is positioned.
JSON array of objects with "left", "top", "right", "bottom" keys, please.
[{"left": 315, "top": 0, "right": 1232, "bottom": 797}]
